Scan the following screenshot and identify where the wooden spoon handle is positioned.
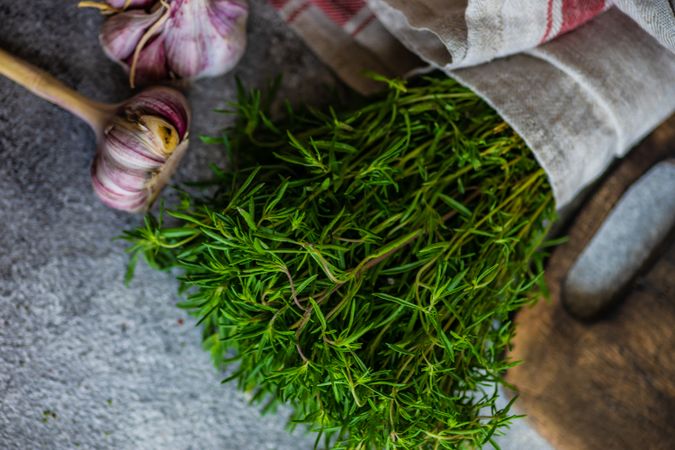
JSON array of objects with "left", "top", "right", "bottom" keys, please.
[{"left": 0, "top": 48, "right": 113, "bottom": 133}]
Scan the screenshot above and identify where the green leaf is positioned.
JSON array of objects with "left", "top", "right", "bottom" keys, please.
[
  {"left": 124, "top": 251, "right": 139, "bottom": 287},
  {"left": 308, "top": 297, "right": 327, "bottom": 331},
  {"left": 373, "top": 293, "right": 424, "bottom": 312}
]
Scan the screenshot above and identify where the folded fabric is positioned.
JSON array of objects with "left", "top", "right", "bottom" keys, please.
[
  {"left": 270, "top": 0, "right": 675, "bottom": 208},
  {"left": 369, "top": 0, "right": 611, "bottom": 69},
  {"left": 451, "top": 8, "right": 675, "bottom": 206}
]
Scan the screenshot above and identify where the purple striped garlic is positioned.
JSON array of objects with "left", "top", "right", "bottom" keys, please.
[
  {"left": 86, "top": 0, "right": 249, "bottom": 87},
  {"left": 91, "top": 86, "right": 191, "bottom": 212},
  {"left": 0, "top": 48, "right": 191, "bottom": 213}
]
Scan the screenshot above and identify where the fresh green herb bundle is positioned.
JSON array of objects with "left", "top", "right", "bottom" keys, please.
[{"left": 125, "top": 75, "right": 555, "bottom": 449}]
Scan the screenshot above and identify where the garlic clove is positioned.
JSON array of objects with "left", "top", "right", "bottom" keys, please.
[
  {"left": 126, "top": 86, "right": 191, "bottom": 138},
  {"left": 104, "top": 119, "right": 168, "bottom": 171},
  {"left": 127, "top": 34, "right": 169, "bottom": 87},
  {"left": 139, "top": 114, "right": 180, "bottom": 156},
  {"left": 91, "top": 160, "right": 148, "bottom": 212},
  {"left": 164, "top": 0, "right": 248, "bottom": 80},
  {"left": 100, "top": 7, "right": 164, "bottom": 63},
  {"left": 91, "top": 86, "right": 191, "bottom": 213},
  {"left": 207, "top": 0, "right": 250, "bottom": 73},
  {"left": 95, "top": 152, "right": 148, "bottom": 193}
]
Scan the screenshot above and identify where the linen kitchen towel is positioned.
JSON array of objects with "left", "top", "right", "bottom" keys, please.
[{"left": 270, "top": 0, "right": 675, "bottom": 208}]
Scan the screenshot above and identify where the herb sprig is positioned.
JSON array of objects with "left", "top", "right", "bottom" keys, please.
[{"left": 125, "top": 75, "right": 555, "bottom": 449}]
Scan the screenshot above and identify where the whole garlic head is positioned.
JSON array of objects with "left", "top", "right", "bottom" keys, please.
[
  {"left": 91, "top": 86, "right": 191, "bottom": 212},
  {"left": 99, "top": 0, "right": 249, "bottom": 87}
]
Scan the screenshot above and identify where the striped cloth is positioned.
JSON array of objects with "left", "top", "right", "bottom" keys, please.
[
  {"left": 272, "top": 0, "right": 371, "bottom": 32},
  {"left": 270, "top": 0, "right": 419, "bottom": 94},
  {"left": 269, "top": 0, "right": 675, "bottom": 208},
  {"left": 269, "top": 0, "right": 616, "bottom": 93}
]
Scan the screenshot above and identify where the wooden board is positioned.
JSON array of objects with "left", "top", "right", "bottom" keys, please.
[{"left": 506, "top": 115, "right": 675, "bottom": 450}]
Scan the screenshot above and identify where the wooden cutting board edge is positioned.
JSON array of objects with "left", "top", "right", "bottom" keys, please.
[{"left": 503, "top": 114, "right": 675, "bottom": 450}]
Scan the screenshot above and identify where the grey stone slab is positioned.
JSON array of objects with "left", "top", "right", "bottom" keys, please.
[
  {"left": 0, "top": 1, "right": 551, "bottom": 448},
  {"left": 564, "top": 160, "right": 675, "bottom": 319}
]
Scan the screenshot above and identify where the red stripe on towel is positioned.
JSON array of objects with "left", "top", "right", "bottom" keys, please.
[
  {"left": 287, "top": 2, "right": 311, "bottom": 23},
  {"left": 351, "top": 13, "right": 376, "bottom": 37},
  {"left": 309, "top": 0, "right": 366, "bottom": 26},
  {"left": 558, "top": 0, "right": 606, "bottom": 37},
  {"left": 541, "top": 0, "right": 556, "bottom": 43},
  {"left": 269, "top": 0, "right": 290, "bottom": 8}
]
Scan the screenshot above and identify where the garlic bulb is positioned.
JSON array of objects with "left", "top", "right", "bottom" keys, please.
[
  {"left": 91, "top": 0, "right": 249, "bottom": 87},
  {"left": 91, "top": 87, "right": 191, "bottom": 211},
  {"left": 0, "top": 48, "right": 191, "bottom": 213}
]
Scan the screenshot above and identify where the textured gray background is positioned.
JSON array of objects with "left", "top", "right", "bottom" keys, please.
[{"left": 0, "top": 1, "right": 551, "bottom": 448}]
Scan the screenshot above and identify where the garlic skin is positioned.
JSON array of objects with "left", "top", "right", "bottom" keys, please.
[
  {"left": 164, "top": 0, "right": 248, "bottom": 79},
  {"left": 101, "top": 7, "right": 166, "bottom": 66},
  {"left": 91, "top": 86, "right": 191, "bottom": 212},
  {"left": 106, "top": 0, "right": 155, "bottom": 8},
  {"left": 99, "top": 0, "right": 249, "bottom": 87}
]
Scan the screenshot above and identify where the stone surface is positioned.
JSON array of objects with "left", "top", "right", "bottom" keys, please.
[
  {"left": 0, "top": 1, "right": 550, "bottom": 448},
  {"left": 564, "top": 160, "right": 675, "bottom": 318}
]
